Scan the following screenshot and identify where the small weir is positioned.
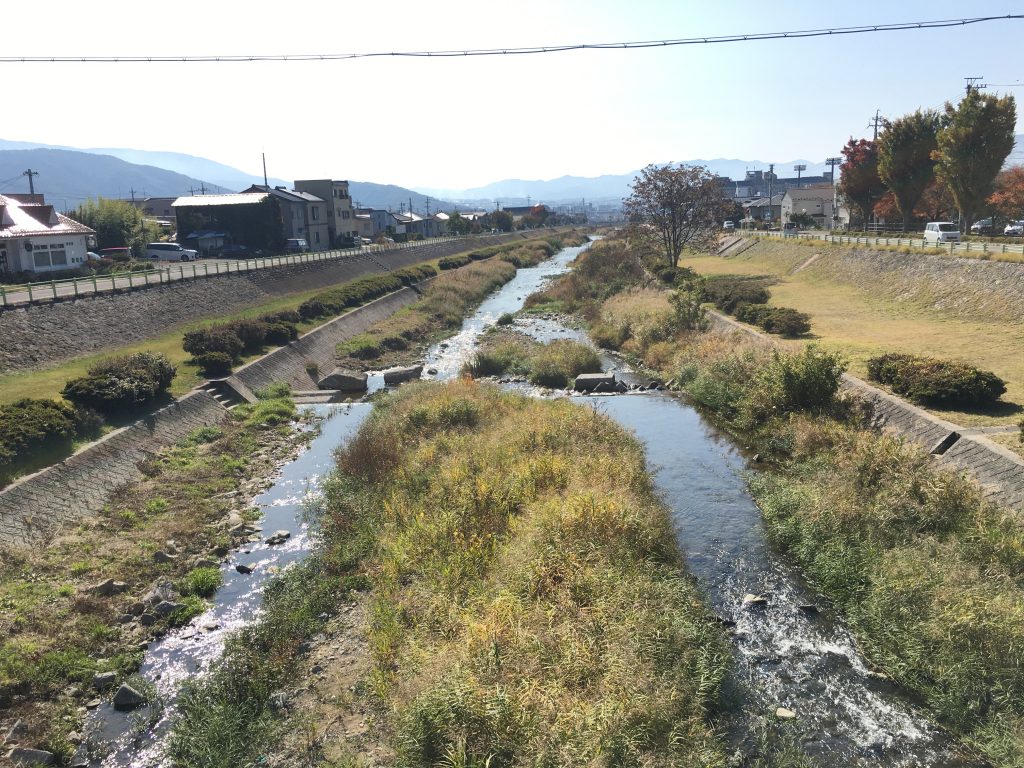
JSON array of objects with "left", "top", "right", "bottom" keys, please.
[{"left": 84, "top": 237, "right": 977, "bottom": 766}]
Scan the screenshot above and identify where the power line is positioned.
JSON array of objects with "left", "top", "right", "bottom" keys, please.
[{"left": 0, "top": 15, "right": 1019, "bottom": 63}]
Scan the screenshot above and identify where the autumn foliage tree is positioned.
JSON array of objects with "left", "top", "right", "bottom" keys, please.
[
  {"left": 838, "top": 138, "right": 885, "bottom": 230},
  {"left": 877, "top": 110, "right": 940, "bottom": 231},
  {"left": 915, "top": 178, "right": 956, "bottom": 222},
  {"left": 623, "top": 163, "right": 730, "bottom": 267},
  {"left": 933, "top": 90, "right": 1016, "bottom": 230},
  {"left": 988, "top": 167, "right": 1024, "bottom": 222}
]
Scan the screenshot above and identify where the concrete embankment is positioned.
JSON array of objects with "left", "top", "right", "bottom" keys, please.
[{"left": 0, "top": 233, "right": 534, "bottom": 373}]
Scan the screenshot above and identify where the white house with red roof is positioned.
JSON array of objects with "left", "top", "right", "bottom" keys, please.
[{"left": 0, "top": 194, "right": 95, "bottom": 275}]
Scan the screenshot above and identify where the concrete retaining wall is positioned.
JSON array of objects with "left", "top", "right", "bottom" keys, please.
[
  {"left": 0, "top": 233, "right": 534, "bottom": 373},
  {"left": 0, "top": 391, "right": 227, "bottom": 547}
]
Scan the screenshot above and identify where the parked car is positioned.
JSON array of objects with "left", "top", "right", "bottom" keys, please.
[
  {"left": 99, "top": 246, "right": 132, "bottom": 262},
  {"left": 782, "top": 221, "right": 799, "bottom": 237},
  {"left": 970, "top": 218, "right": 994, "bottom": 235},
  {"left": 145, "top": 242, "right": 197, "bottom": 261},
  {"left": 86, "top": 251, "right": 101, "bottom": 261},
  {"left": 215, "top": 244, "right": 251, "bottom": 258},
  {"left": 1004, "top": 220, "right": 1024, "bottom": 237},
  {"left": 285, "top": 238, "right": 309, "bottom": 253},
  {"left": 723, "top": 220, "right": 735, "bottom": 230},
  {"left": 923, "top": 222, "right": 961, "bottom": 244}
]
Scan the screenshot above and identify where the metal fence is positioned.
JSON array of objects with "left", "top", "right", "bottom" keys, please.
[
  {"left": 754, "top": 230, "right": 1024, "bottom": 257},
  {"left": 0, "top": 235, "right": 470, "bottom": 308}
]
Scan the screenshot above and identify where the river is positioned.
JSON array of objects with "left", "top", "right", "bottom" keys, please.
[{"left": 82, "top": 237, "right": 977, "bottom": 767}]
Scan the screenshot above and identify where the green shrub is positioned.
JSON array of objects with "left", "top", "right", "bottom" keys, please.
[
  {"left": 496, "top": 312, "right": 515, "bottom": 326},
  {"left": 735, "top": 304, "right": 811, "bottom": 337},
  {"left": 183, "top": 328, "right": 245, "bottom": 359},
  {"left": 866, "top": 353, "right": 1006, "bottom": 406},
  {"left": 259, "top": 309, "right": 302, "bottom": 324},
  {"left": 438, "top": 255, "right": 471, "bottom": 270},
  {"left": 62, "top": 353, "right": 176, "bottom": 414},
  {"left": 739, "top": 346, "right": 846, "bottom": 429},
  {"left": 229, "top": 319, "right": 269, "bottom": 353},
  {"left": 703, "top": 275, "right": 772, "bottom": 313},
  {"left": 262, "top": 322, "right": 297, "bottom": 346},
  {"left": 196, "top": 352, "right": 233, "bottom": 377},
  {"left": 337, "top": 335, "right": 382, "bottom": 360},
  {"left": 0, "top": 398, "right": 79, "bottom": 465}
]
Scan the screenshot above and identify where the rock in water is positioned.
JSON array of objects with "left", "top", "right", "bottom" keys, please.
[
  {"left": 317, "top": 369, "right": 368, "bottom": 392},
  {"left": 93, "top": 671, "right": 117, "bottom": 691},
  {"left": 9, "top": 747, "right": 56, "bottom": 765},
  {"left": 741, "top": 594, "right": 768, "bottom": 609},
  {"left": 235, "top": 563, "right": 254, "bottom": 574},
  {"left": 112, "top": 683, "right": 146, "bottom": 711},
  {"left": 383, "top": 365, "right": 423, "bottom": 385},
  {"left": 573, "top": 372, "right": 617, "bottom": 392}
]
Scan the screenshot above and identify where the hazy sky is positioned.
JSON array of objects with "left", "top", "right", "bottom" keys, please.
[{"left": 3, "top": 1, "right": 1022, "bottom": 189}]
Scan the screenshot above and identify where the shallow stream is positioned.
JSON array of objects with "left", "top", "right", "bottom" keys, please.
[{"left": 85, "top": 238, "right": 978, "bottom": 767}]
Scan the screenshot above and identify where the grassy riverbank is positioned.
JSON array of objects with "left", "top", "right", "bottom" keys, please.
[
  {"left": 679, "top": 238, "right": 1024, "bottom": 426},
  {"left": 170, "top": 380, "right": 732, "bottom": 766},
  {"left": 0, "top": 387, "right": 299, "bottom": 761},
  {"left": 534, "top": 234, "right": 1024, "bottom": 765}
]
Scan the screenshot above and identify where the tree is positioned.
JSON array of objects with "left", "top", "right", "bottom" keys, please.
[
  {"left": 932, "top": 90, "right": 1016, "bottom": 230},
  {"left": 877, "top": 110, "right": 940, "bottom": 231},
  {"left": 481, "top": 210, "right": 513, "bottom": 232},
  {"left": 74, "top": 198, "right": 162, "bottom": 255},
  {"left": 623, "top": 163, "right": 729, "bottom": 267},
  {"left": 838, "top": 138, "right": 885, "bottom": 230},
  {"left": 988, "top": 167, "right": 1024, "bottom": 221},
  {"left": 915, "top": 178, "right": 956, "bottom": 222},
  {"left": 446, "top": 212, "right": 470, "bottom": 235}
]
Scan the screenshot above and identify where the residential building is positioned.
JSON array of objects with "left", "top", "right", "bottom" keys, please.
[
  {"left": 294, "top": 179, "right": 359, "bottom": 247},
  {"left": 742, "top": 194, "right": 784, "bottom": 224},
  {"left": 359, "top": 208, "right": 407, "bottom": 236},
  {"left": 243, "top": 186, "right": 330, "bottom": 250},
  {"left": 782, "top": 184, "right": 838, "bottom": 228},
  {"left": 173, "top": 192, "right": 283, "bottom": 252},
  {"left": 0, "top": 194, "right": 95, "bottom": 275}
]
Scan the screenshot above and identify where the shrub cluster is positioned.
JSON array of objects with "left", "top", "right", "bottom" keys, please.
[
  {"left": 62, "top": 353, "right": 176, "bottom": 414},
  {"left": 182, "top": 310, "right": 305, "bottom": 375},
  {"left": 735, "top": 303, "right": 812, "bottom": 337},
  {"left": 703, "top": 275, "right": 772, "bottom": 313},
  {"left": 0, "top": 398, "right": 97, "bottom": 466},
  {"left": 297, "top": 265, "right": 436, "bottom": 320},
  {"left": 438, "top": 255, "right": 471, "bottom": 270},
  {"left": 866, "top": 353, "right": 1006, "bottom": 406}
]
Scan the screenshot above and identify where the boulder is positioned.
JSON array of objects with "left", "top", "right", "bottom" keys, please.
[
  {"left": 317, "top": 369, "right": 368, "bottom": 392},
  {"left": 8, "top": 747, "right": 56, "bottom": 766},
  {"left": 93, "top": 671, "right": 117, "bottom": 691},
  {"left": 152, "top": 550, "right": 176, "bottom": 564},
  {"left": 87, "top": 578, "right": 127, "bottom": 597},
  {"left": 574, "top": 372, "right": 617, "bottom": 392},
  {"left": 775, "top": 707, "right": 796, "bottom": 720},
  {"left": 152, "top": 601, "right": 184, "bottom": 618},
  {"left": 265, "top": 530, "right": 291, "bottom": 546},
  {"left": 235, "top": 563, "right": 254, "bottom": 575},
  {"left": 383, "top": 365, "right": 423, "bottom": 385},
  {"left": 142, "top": 582, "right": 177, "bottom": 605},
  {"left": 741, "top": 594, "right": 768, "bottom": 609},
  {"left": 112, "top": 683, "right": 146, "bottom": 712}
]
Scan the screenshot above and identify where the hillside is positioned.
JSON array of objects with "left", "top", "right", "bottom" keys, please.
[{"left": 0, "top": 148, "right": 221, "bottom": 208}]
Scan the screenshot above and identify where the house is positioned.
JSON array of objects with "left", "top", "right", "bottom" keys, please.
[
  {"left": 173, "top": 192, "right": 283, "bottom": 252},
  {"left": 294, "top": 179, "right": 359, "bottom": 246},
  {"left": 243, "top": 186, "right": 330, "bottom": 250},
  {"left": 742, "top": 194, "right": 784, "bottom": 224},
  {"left": 782, "top": 184, "right": 838, "bottom": 228},
  {"left": 0, "top": 194, "right": 95, "bottom": 275},
  {"left": 359, "top": 208, "right": 407, "bottom": 236}
]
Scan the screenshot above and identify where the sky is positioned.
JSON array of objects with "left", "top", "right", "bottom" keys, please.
[{"left": 3, "top": 0, "right": 1023, "bottom": 191}]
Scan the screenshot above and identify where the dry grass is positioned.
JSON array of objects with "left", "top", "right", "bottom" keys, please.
[{"left": 680, "top": 241, "right": 1024, "bottom": 426}]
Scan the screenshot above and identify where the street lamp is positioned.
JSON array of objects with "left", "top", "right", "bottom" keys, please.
[{"left": 793, "top": 164, "right": 806, "bottom": 188}]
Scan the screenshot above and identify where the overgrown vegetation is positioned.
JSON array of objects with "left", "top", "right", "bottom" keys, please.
[
  {"left": 170, "top": 381, "right": 731, "bottom": 766},
  {"left": 0, "top": 387, "right": 298, "bottom": 759},
  {"left": 867, "top": 352, "right": 1007, "bottom": 407},
  {"left": 61, "top": 352, "right": 176, "bottom": 415},
  {"left": 297, "top": 265, "right": 438, "bottom": 321},
  {"left": 182, "top": 311, "right": 302, "bottom": 375},
  {"left": 464, "top": 331, "right": 601, "bottom": 388}
]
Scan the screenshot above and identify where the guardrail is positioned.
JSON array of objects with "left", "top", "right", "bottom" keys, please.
[
  {"left": 0, "top": 235, "right": 473, "bottom": 308},
  {"left": 751, "top": 230, "right": 1024, "bottom": 256}
]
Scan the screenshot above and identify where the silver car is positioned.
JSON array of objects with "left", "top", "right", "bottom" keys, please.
[{"left": 1004, "top": 221, "right": 1024, "bottom": 237}]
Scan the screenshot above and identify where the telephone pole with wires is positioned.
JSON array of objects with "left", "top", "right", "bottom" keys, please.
[
  {"left": 23, "top": 168, "right": 39, "bottom": 196},
  {"left": 867, "top": 110, "right": 884, "bottom": 141},
  {"left": 964, "top": 76, "right": 986, "bottom": 94}
]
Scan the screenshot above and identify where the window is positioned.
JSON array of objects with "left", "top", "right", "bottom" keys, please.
[
  {"left": 342, "top": 210, "right": 350, "bottom": 219},
  {"left": 312, "top": 207, "right": 320, "bottom": 220},
  {"left": 314, "top": 231, "right": 320, "bottom": 244},
  {"left": 50, "top": 249, "right": 67, "bottom": 265},
  {"left": 34, "top": 250, "right": 50, "bottom": 268}
]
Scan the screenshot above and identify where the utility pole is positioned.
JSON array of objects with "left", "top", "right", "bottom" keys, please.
[
  {"left": 767, "top": 164, "right": 774, "bottom": 225},
  {"left": 867, "top": 109, "right": 883, "bottom": 141},
  {"left": 23, "top": 168, "right": 39, "bottom": 196},
  {"left": 825, "top": 156, "right": 842, "bottom": 230},
  {"left": 965, "top": 76, "right": 986, "bottom": 95},
  {"left": 262, "top": 153, "right": 269, "bottom": 189}
]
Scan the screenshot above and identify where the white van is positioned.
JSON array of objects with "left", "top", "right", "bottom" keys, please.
[
  {"left": 146, "top": 242, "right": 197, "bottom": 261},
  {"left": 923, "top": 222, "right": 960, "bottom": 245}
]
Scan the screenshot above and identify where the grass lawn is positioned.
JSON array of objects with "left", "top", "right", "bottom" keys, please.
[{"left": 680, "top": 247, "right": 1024, "bottom": 427}]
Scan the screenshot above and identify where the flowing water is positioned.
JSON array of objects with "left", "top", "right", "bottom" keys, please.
[{"left": 84, "top": 238, "right": 979, "bottom": 766}]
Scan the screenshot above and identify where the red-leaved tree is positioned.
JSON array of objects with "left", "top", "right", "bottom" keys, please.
[{"left": 839, "top": 138, "right": 886, "bottom": 230}]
